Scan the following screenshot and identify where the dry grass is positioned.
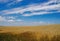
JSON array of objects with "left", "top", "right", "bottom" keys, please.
[
  {"left": 0, "top": 24, "right": 60, "bottom": 34},
  {"left": 0, "top": 24, "right": 60, "bottom": 41}
]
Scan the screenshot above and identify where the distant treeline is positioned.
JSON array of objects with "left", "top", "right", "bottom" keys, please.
[{"left": 0, "top": 31, "right": 60, "bottom": 41}]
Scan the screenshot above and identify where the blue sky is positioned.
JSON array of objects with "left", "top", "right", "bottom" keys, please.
[{"left": 0, "top": 0, "right": 60, "bottom": 26}]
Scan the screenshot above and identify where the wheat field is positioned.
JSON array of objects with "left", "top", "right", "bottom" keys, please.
[{"left": 0, "top": 24, "right": 60, "bottom": 41}]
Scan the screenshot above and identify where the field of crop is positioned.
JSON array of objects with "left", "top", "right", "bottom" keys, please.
[{"left": 0, "top": 24, "right": 60, "bottom": 41}]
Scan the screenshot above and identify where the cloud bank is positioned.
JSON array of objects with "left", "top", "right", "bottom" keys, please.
[{"left": 0, "top": 0, "right": 60, "bottom": 16}]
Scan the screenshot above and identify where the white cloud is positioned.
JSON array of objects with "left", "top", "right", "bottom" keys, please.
[
  {"left": 8, "top": 16, "right": 16, "bottom": 19},
  {"left": 22, "top": 11, "right": 54, "bottom": 16},
  {"left": 0, "top": 16, "right": 6, "bottom": 21},
  {"left": 6, "top": 0, "right": 23, "bottom": 7},
  {"left": 16, "top": 0, "right": 22, "bottom": 2},
  {"left": 7, "top": 19, "right": 23, "bottom": 23},
  {"left": 7, "top": 20, "right": 14, "bottom": 22},
  {"left": 0, "top": 0, "right": 60, "bottom": 16},
  {"left": 0, "top": 0, "right": 9, "bottom": 3},
  {"left": 0, "top": 16, "right": 14, "bottom": 22},
  {"left": 22, "top": 14, "right": 33, "bottom": 16},
  {"left": 0, "top": 16, "right": 23, "bottom": 23}
]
